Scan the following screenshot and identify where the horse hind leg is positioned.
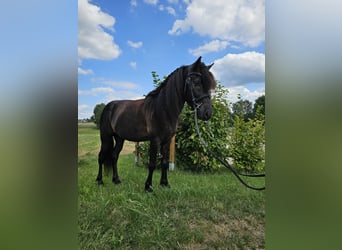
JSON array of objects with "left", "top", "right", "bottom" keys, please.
[
  {"left": 112, "top": 135, "right": 124, "bottom": 184},
  {"left": 96, "top": 136, "right": 114, "bottom": 185},
  {"left": 96, "top": 153, "right": 104, "bottom": 185}
]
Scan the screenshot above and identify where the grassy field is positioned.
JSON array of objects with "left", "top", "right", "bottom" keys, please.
[{"left": 78, "top": 123, "right": 265, "bottom": 249}]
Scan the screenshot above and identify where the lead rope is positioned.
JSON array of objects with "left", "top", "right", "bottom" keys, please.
[{"left": 194, "top": 108, "right": 265, "bottom": 191}]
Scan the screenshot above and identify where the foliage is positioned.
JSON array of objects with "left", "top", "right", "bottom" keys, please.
[
  {"left": 176, "top": 84, "right": 231, "bottom": 172},
  {"left": 253, "top": 95, "right": 265, "bottom": 118},
  {"left": 93, "top": 103, "right": 105, "bottom": 129},
  {"left": 151, "top": 71, "right": 166, "bottom": 88},
  {"left": 232, "top": 97, "right": 253, "bottom": 121},
  {"left": 136, "top": 140, "right": 156, "bottom": 168},
  {"left": 229, "top": 105, "right": 265, "bottom": 173}
]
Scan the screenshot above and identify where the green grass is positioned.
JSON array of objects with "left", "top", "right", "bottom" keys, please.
[{"left": 78, "top": 123, "right": 265, "bottom": 249}]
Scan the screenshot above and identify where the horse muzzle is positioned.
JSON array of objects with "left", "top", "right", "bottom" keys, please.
[{"left": 196, "top": 102, "right": 213, "bottom": 121}]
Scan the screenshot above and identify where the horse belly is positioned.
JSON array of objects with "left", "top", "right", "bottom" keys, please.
[
  {"left": 113, "top": 112, "right": 150, "bottom": 141},
  {"left": 117, "top": 126, "right": 150, "bottom": 141}
]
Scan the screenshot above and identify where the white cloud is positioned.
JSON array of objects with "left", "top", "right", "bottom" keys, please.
[
  {"left": 166, "top": 6, "right": 176, "bottom": 16},
  {"left": 91, "top": 78, "right": 139, "bottom": 89},
  {"left": 144, "top": 0, "right": 158, "bottom": 5},
  {"left": 211, "top": 51, "right": 265, "bottom": 86},
  {"left": 130, "top": 0, "right": 137, "bottom": 7},
  {"left": 78, "top": 104, "right": 89, "bottom": 111},
  {"left": 169, "top": 0, "right": 264, "bottom": 47},
  {"left": 78, "top": 0, "right": 121, "bottom": 60},
  {"left": 104, "top": 80, "right": 138, "bottom": 89},
  {"left": 189, "top": 40, "right": 229, "bottom": 56},
  {"left": 130, "top": 61, "right": 137, "bottom": 69},
  {"left": 79, "top": 87, "right": 142, "bottom": 100},
  {"left": 104, "top": 91, "right": 143, "bottom": 103},
  {"left": 159, "top": 5, "right": 176, "bottom": 16},
  {"left": 78, "top": 87, "right": 113, "bottom": 96},
  {"left": 168, "top": 0, "right": 178, "bottom": 4},
  {"left": 224, "top": 85, "right": 264, "bottom": 105},
  {"left": 127, "top": 40, "right": 143, "bottom": 49},
  {"left": 78, "top": 67, "right": 94, "bottom": 75},
  {"left": 78, "top": 104, "right": 92, "bottom": 119}
]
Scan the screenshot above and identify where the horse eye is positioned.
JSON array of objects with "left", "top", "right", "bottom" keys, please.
[{"left": 193, "top": 78, "right": 201, "bottom": 85}]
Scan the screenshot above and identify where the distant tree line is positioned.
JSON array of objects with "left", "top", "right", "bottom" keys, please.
[{"left": 232, "top": 94, "right": 265, "bottom": 122}]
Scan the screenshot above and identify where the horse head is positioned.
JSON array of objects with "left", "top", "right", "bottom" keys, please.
[{"left": 185, "top": 56, "right": 216, "bottom": 121}]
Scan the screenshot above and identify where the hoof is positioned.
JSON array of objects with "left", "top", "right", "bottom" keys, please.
[
  {"left": 145, "top": 185, "right": 153, "bottom": 193},
  {"left": 97, "top": 179, "right": 104, "bottom": 185},
  {"left": 113, "top": 179, "right": 121, "bottom": 184},
  {"left": 160, "top": 183, "right": 171, "bottom": 188}
]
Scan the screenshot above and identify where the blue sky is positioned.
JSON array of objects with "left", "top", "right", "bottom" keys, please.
[{"left": 78, "top": 0, "right": 265, "bottom": 119}]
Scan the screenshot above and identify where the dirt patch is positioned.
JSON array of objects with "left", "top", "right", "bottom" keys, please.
[
  {"left": 184, "top": 216, "right": 265, "bottom": 249},
  {"left": 78, "top": 149, "right": 99, "bottom": 157},
  {"left": 121, "top": 141, "right": 136, "bottom": 155},
  {"left": 78, "top": 141, "right": 136, "bottom": 157}
]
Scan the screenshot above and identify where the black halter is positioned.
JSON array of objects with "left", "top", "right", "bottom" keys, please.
[{"left": 184, "top": 72, "right": 210, "bottom": 110}]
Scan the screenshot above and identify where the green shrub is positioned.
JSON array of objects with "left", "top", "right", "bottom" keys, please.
[{"left": 229, "top": 106, "right": 265, "bottom": 173}]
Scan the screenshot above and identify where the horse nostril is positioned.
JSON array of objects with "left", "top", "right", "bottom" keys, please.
[{"left": 204, "top": 110, "right": 212, "bottom": 120}]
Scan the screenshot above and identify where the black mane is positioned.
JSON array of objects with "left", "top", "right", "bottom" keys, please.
[
  {"left": 145, "top": 66, "right": 186, "bottom": 98},
  {"left": 143, "top": 66, "right": 186, "bottom": 125}
]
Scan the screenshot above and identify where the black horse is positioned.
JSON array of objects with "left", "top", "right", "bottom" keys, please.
[{"left": 96, "top": 57, "right": 216, "bottom": 192}]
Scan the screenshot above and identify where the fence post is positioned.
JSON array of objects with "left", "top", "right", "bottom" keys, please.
[
  {"left": 135, "top": 142, "right": 139, "bottom": 166},
  {"left": 169, "top": 135, "right": 176, "bottom": 171}
]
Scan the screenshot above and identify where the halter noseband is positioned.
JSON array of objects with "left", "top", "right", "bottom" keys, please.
[{"left": 185, "top": 72, "right": 210, "bottom": 109}]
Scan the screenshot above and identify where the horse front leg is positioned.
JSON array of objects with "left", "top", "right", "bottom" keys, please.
[
  {"left": 160, "top": 140, "right": 171, "bottom": 188},
  {"left": 112, "top": 135, "right": 124, "bottom": 184},
  {"left": 145, "top": 139, "right": 159, "bottom": 192}
]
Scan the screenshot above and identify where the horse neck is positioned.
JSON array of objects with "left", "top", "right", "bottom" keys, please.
[{"left": 157, "top": 68, "right": 187, "bottom": 125}]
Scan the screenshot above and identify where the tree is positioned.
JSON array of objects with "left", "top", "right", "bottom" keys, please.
[
  {"left": 232, "top": 97, "right": 253, "bottom": 121},
  {"left": 93, "top": 103, "right": 106, "bottom": 128},
  {"left": 253, "top": 95, "right": 265, "bottom": 119}
]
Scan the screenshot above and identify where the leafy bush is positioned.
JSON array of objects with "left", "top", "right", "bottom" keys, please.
[
  {"left": 136, "top": 140, "right": 159, "bottom": 169},
  {"left": 229, "top": 106, "right": 265, "bottom": 173}
]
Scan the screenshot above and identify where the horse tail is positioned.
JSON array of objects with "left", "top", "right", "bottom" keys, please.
[
  {"left": 99, "top": 104, "right": 114, "bottom": 174},
  {"left": 102, "top": 136, "right": 114, "bottom": 174}
]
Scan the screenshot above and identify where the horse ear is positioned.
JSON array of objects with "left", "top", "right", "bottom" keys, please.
[
  {"left": 191, "top": 56, "right": 202, "bottom": 71},
  {"left": 195, "top": 56, "right": 202, "bottom": 64},
  {"left": 207, "top": 63, "right": 214, "bottom": 70}
]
